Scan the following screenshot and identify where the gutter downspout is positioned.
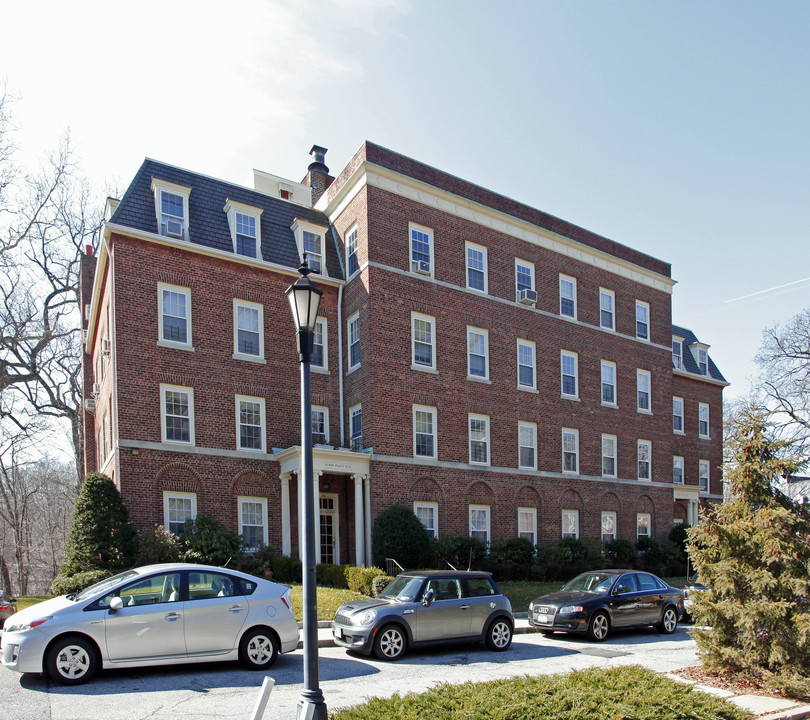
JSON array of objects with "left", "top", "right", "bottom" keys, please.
[
  {"left": 337, "top": 283, "right": 345, "bottom": 447},
  {"left": 100, "top": 230, "right": 122, "bottom": 488}
]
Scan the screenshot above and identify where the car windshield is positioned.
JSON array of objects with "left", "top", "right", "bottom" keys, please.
[
  {"left": 72, "top": 569, "right": 140, "bottom": 602},
  {"left": 378, "top": 575, "right": 424, "bottom": 602},
  {"left": 562, "top": 572, "right": 616, "bottom": 594}
]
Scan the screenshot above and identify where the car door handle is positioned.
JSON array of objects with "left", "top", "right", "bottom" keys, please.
[
  {"left": 460, "top": 605, "right": 470, "bottom": 611},
  {"left": 403, "top": 609, "right": 414, "bottom": 615},
  {"left": 228, "top": 604, "right": 244, "bottom": 613},
  {"left": 164, "top": 612, "right": 181, "bottom": 621}
]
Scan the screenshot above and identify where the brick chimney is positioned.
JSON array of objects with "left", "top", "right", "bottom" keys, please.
[{"left": 302, "top": 145, "right": 333, "bottom": 205}]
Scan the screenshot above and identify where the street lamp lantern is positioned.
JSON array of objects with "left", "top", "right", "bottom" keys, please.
[{"left": 285, "top": 257, "right": 327, "bottom": 720}]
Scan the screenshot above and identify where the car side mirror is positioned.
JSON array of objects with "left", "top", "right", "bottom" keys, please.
[
  {"left": 109, "top": 596, "right": 124, "bottom": 613},
  {"left": 422, "top": 590, "right": 435, "bottom": 607}
]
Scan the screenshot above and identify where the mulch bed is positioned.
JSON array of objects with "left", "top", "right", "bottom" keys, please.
[{"left": 671, "top": 665, "right": 790, "bottom": 700}]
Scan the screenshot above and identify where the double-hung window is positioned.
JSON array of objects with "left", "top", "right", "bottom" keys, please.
[
  {"left": 637, "top": 369, "right": 651, "bottom": 412},
  {"left": 410, "top": 223, "right": 433, "bottom": 276},
  {"left": 469, "top": 505, "right": 490, "bottom": 543},
  {"left": 559, "top": 274, "right": 577, "bottom": 318},
  {"left": 562, "top": 510, "right": 579, "bottom": 539},
  {"left": 233, "top": 300, "right": 264, "bottom": 361},
  {"left": 637, "top": 513, "right": 651, "bottom": 540},
  {"left": 469, "top": 414, "right": 490, "bottom": 465},
  {"left": 465, "top": 242, "right": 487, "bottom": 293},
  {"left": 672, "top": 339, "right": 683, "bottom": 369},
  {"left": 600, "top": 288, "right": 615, "bottom": 330},
  {"left": 636, "top": 301, "right": 650, "bottom": 340},
  {"left": 164, "top": 492, "right": 196, "bottom": 535},
  {"left": 638, "top": 439, "right": 651, "bottom": 481},
  {"left": 518, "top": 508, "right": 537, "bottom": 544},
  {"left": 311, "top": 318, "right": 327, "bottom": 370},
  {"left": 699, "top": 403, "right": 710, "bottom": 438},
  {"left": 467, "top": 327, "right": 489, "bottom": 380},
  {"left": 158, "top": 283, "right": 192, "bottom": 348},
  {"left": 562, "top": 428, "right": 579, "bottom": 473},
  {"left": 414, "top": 502, "right": 438, "bottom": 540},
  {"left": 515, "top": 259, "right": 535, "bottom": 303},
  {"left": 236, "top": 395, "right": 265, "bottom": 452},
  {"left": 224, "top": 200, "right": 262, "bottom": 259},
  {"left": 673, "top": 456, "right": 684, "bottom": 485},
  {"left": 348, "top": 312, "right": 360, "bottom": 370},
  {"left": 350, "top": 405, "right": 362, "bottom": 451},
  {"left": 412, "top": 313, "right": 436, "bottom": 371},
  {"left": 699, "top": 460, "right": 710, "bottom": 492},
  {"left": 517, "top": 340, "right": 536, "bottom": 390},
  {"left": 561, "top": 351, "right": 578, "bottom": 398},
  {"left": 518, "top": 422, "right": 537, "bottom": 470},
  {"left": 673, "top": 397, "right": 684, "bottom": 433},
  {"left": 413, "top": 405, "right": 437, "bottom": 459},
  {"left": 601, "top": 511, "right": 617, "bottom": 543},
  {"left": 601, "top": 360, "right": 616, "bottom": 405},
  {"left": 239, "top": 497, "right": 267, "bottom": 549},
  {"left": 152, "top": 179, "right": 190, "bottom": 241},
  {"left": 312, "top": 406, "right": 329, "bottom": 445},
  {"left": 303, "top": 231, "right": 322, "bottom": 273},
  {"left": 602, "top": 434, "right": 617, "bottom": 478},
  {"left": 697, "top": 348, "right": 709, "bottom": 375},
  {"left": 346, "top": 225, "right": 359, "bottom": 277},
  {"left": 161, "top": 385, "right": 194, "bottom": 444}
]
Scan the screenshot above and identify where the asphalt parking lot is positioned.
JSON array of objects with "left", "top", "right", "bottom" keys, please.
[{"left": 1, "top": 625, "right": 698, "bottom": 720}]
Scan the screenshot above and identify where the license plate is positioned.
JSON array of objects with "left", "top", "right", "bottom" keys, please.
[
  {"left": 536, "top": 613, "right": 549, "bottom": 624},
  {"left": 334, "top": 628, "right": 343, "bottom": 640}
]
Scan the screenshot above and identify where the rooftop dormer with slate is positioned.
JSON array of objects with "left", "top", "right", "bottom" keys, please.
[{"left": 672, "top": 324, "right": 727, "bottom": 385}]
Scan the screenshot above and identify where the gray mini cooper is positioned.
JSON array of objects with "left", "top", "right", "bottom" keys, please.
[{"left": 332, "top": 570, "right": 513, "bottom": 660}]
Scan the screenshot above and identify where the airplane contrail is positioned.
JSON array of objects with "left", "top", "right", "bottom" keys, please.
[{"left": 726, "top": 276, "right": 810, "bottom": 304}]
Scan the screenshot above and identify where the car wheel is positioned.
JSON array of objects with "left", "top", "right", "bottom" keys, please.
[
  {"left": 485, "top": 618, "right": 513, "bottom": 651},
  {"left": 373, "top": 624, "right": 406, "bottom": 661},
  {"left": 587, "top": 611, "right": 610, "bottom": 642},
  {"left": 239, "top": 627, "right": 279, "bottom": 670},
  {"left": 658, "top": 606, "right": 678, "bottom": 634},
  {"left": 46, "top": 635, "right": 98, "bottom": 685}
]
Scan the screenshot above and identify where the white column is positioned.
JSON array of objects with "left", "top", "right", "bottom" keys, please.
[
  {"left": 297, "top": 471, "right": 304, "bottom": 560},
  {"left": 353, "top": 474, "right": 365, "bottom": 566},
  {"left": 280, "top": 473, "right": 291, "bottom": 556},
  {"left": 314, "top": 471, "right": 323, "bottom": 565},
  {"left": 364, "top": 475, "right": 372, "bottom": 566}
]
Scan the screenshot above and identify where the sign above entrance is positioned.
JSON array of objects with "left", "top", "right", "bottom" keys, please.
[{"left": 274, "top": 445, "right": 371, "bottom": 478}]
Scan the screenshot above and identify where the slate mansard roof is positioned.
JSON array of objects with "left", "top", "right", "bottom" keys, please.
[
  {"left": 672, "top": 324, "right": 727, "bottom": 383},
  {"left": 109, "top": 159, "right": 345, "bottom": 280}
]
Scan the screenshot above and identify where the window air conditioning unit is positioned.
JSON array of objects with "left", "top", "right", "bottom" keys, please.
[
  {"left": 166, "top": 219, "right": 184, "bottom": 238},
  {"left": 84, "top": 398, "right": 96, "bottom": 412},
  {"left": 411, "top": 260, "right": 431, "bottom": 275},
  {"left": 92, "top": 382, "right": 101, "bottom": 396},
  {"left": 101, "top": 338, "right": 111, "bottom": 355},
  {"left": 518, "top": 288, "right": 537, "bottom": 305}
]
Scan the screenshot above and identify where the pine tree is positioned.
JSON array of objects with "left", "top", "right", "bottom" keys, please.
[
  {"left": 687, "top": 409, "right": 810, "bottom": 697},
  {"left": 59, "top": 472, "right": 137, "bottom": 577}
]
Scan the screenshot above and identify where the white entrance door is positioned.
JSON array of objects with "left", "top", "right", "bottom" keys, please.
[{"left": 319, "top": 493, "right": 339, "bottom": 565}]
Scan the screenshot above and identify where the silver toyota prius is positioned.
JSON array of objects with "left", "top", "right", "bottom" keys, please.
[{"left": 1, "top": 563, "right": 299, "bottom": 685}]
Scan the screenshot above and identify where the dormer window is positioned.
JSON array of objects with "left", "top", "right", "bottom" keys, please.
[
  {"left": 151, "top": 178, "right": 191, "bottom": 241},
  {"left": 224, "top": 200, "right": 262, "bottom": 259},
  {"left": 689, "top": 342, "right": 710, "bottom": 376},
  {"left": 672, "top": 338, "right": 683, "bottom": 370},
  {"left": 291, "top": 219, "right": 328, "bottom": 275}
]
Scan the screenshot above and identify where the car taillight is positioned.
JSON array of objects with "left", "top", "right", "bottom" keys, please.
[
  {"left": 281, "top": 596, "right": 292, "bottom": 610},
  {"left": 0, "top": 605, "right": 9, "bottom": 611}
]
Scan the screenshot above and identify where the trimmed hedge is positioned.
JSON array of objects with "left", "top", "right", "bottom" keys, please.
[
  {"left": 346, "top": 565, "right": 387, "bottom": 595},
  {"left": 51, "top": 569, "right": 113, "bottom": 596}
]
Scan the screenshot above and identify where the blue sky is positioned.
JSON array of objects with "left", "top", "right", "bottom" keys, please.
[{"left": 3, "top": 0, "right": 809, "bottom": 403}]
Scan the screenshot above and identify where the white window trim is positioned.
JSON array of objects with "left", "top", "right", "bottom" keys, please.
[
  {"left": 414, "top": 501, "right": 438, "bottom": 540},
  {"left": 672, "top": 337, "right": 684, "bottom": 370},
  {"left": 469, "top": 504, "right": 491, "bottom": 543},
  {"left": 636, "top": 368, "right": 652, "bottom": 414},
  {"left": 601, "top": 360, "right": 617, "bottom": 407},
  {"left": 163, "top": 491, "right": 197, "bottom": 532},
  {"left": 345, "top": 224, "right": 360, "bottom": 279},
  {"left": 559, "top": 274, "right": 577, "bottom": 319},
  {"left": 699, "top": 459, "right": 710, "bottom": 493},
  {"left": 673, "top": 456, "right": 684, "bottom": 485},
  {"left": 151, "top": 178, "right": 191, "bottom": 242},
  {"left": 312, "top": 405, "right": 330, "bottom": 445},
  {"left": 468, "top": 413, "right": 490, "bottom": 465},
  {"left": 413, "top": 405, "right": 438, "bottom": 460},
  {"left": 348, "top": 312, "right": 361, "bottom": 371},
  {"left": 673, "top": 396, "right": 685, "bottom": 435},
  {"left": 601, "top": 511, "right": 617, "bottom": 543},
  {"left": 638, "top": 439, "right": 652, "bottom": 481},
  {"left": 517, "top": 339, "right": 537, "bottom": 391},
  {"left": 409, "top": 222, "right": 434, "bottom": 277},
  {"left": 411, "top": 312, "right": 437, "bottom": 372},
  {"left": 160, "top": 384, "right": 195, "bottom": 445},
  {"left": 562, "top": 427, "right": 579, "bottom": 474},
  {"left": 562, "top": 509, "right": 579, "bottom": 539},
  {"left": 349, "top": 404, "right": 362, "bottom": 451},
  {"left": 699, "top": 402, "right": 710, "bottom": 439},
  {"left": 157, "top": 282, "right": 193, "bottom": 351},
  {"left": 312, "top": 317, "right": 328, "bottom": 373},
  {"left": 518, "top": 421, "right": 537, "bottom": 470},
  {"left": 238, "top": 496, "right": 268, "bottom": 548},
  {"left": 599, "top": 288, "right": 615, "bottom": 331},
  {"left": 235, "top": 395, "right": 266, "bottom": 453},
  {"left": 465, "top": 241, "right": 488, "bottom": 294},
  {"left": 515, "top": 258, "right": 535, "bottom": 301},
  {"left": 637, "top": 512, "right": 651, "bottom": 539},
  {"left": 233, "top": 299, "right": 266, "bottom": 363},
  {"left": 518, "top": 507, "right": 537, "bottom": 545},
  {"left": 561, "top": 350, "right": 579, "bottom": 400},
  {"left": 467, "top": 326, "right": 490, "bottom": 382},
  {"left": 223, "top": 199, "right": 263, "bottom": 259},
  {"left": 291, "top": 218, "right": 329, "bottom": 276},
  {"left": 635, "top": 300, "right": 650, "bottom": 340},
  {"left": 602, "top": 433, "right": 617, "bottom": 478}
]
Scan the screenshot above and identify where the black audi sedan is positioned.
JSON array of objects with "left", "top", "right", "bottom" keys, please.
[{"left": 528, "top": 569, "right": 683, "bottom": 641}]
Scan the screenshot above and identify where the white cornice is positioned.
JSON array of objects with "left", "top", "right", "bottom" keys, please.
[
  {"left": 673, "top": 368, "right": 730, "bottom": 388},
  {"left": 323, "top": 161, "right": 677, "bottom": 295}
]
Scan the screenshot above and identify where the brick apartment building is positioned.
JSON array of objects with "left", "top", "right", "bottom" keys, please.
[{"left": 80, "top": 142, "right": 727, "bottom": 567}]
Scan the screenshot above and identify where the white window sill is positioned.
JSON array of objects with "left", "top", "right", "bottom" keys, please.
[
  {"left": 638, "top": 477, "right": 652, "bottom": 482},
  {"left": 637, "top": 409, "right": 653, "bottom": 415},
  {"left": 467, "top": 375, "right": 491, "bottom": 384},
  {"left": 699, "top": 434, "right": 710, "bottom": 440},
  {"left": 347, "top": 364, "right": 360, "bottom": 375},
  {"left": 519, "top": 465, "right": 537, "bottom": 471},
  {"left": 601, "top": 475, "right": 617, "bottom": 480},
  {"left": 412, "top": 364, "right": 438, "bottom": 374},
  {"left": 469, "top": 461, "right": 490, "bottom": 466},
  {"left": 601, "top": 402, "right": 618, "bottom": 409},
  {"left": 163, "top": 439, "right": 195, "bottom": 446},
  {"left": 158, "top": 340, "right": 195, "bottom": 352},
  {"left": 561, "top": 394, "right": 581, "bottom": 402},
  {"left": 233, "top": 353, "right": 266, "bottom": 364},
  {"left": 518, "top": 385, "right": 539, "bottom": 393},
  {"left": 312, "top": 367, "right": 330, "bottom": 375},
  {"left": 673, "top": 429, "right": 685, "bottom": 435},
  {"left": 238, "top": 446, "right": 266, "bottom": 453}
]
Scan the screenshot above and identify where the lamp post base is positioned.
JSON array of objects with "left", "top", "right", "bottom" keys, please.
[{"left": 297, "top": 689, "right": 328, "bottom": 720}]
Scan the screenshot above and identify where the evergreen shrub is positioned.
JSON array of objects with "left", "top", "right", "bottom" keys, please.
[
  {"left": 371, "top": 503, "right": 432, "bottom": 569},
  {"left": 181, "top": 515, "right": 246, "bottom": 567},
  {"left": 431, "top": 535, "right": 487, "bottom": 570},
  {"left": 135, "top": 525, "right": 183, "bottom": 566},
  {"left": 345, "top": 565, "right": 386, "bottom": 595},
  {"left": 371, "top": 574, "right": 394, "bottom": 597},
  {"left": 51, "top": 569, "right": 113, "bottom": 596},
  {"left": 272, "top": 555, "right": 303, "bottom": 583}
]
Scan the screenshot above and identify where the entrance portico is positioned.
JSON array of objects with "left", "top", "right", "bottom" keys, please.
[
  {"left": 275, "top": 446, "right": 372, "bottom": 566},
  {"left": 674, "top": 486, "right": 701, "bottom": 526}
]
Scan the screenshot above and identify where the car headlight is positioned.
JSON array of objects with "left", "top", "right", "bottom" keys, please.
[
  {"left": 558, "top": 605, "right": 583, "bottom": 615},
  {"left": 5, "top": 616, "right": 52, "bottom": 632},
  {"left": 356, "top": 610, "right": 377, "bottom": 626}
]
